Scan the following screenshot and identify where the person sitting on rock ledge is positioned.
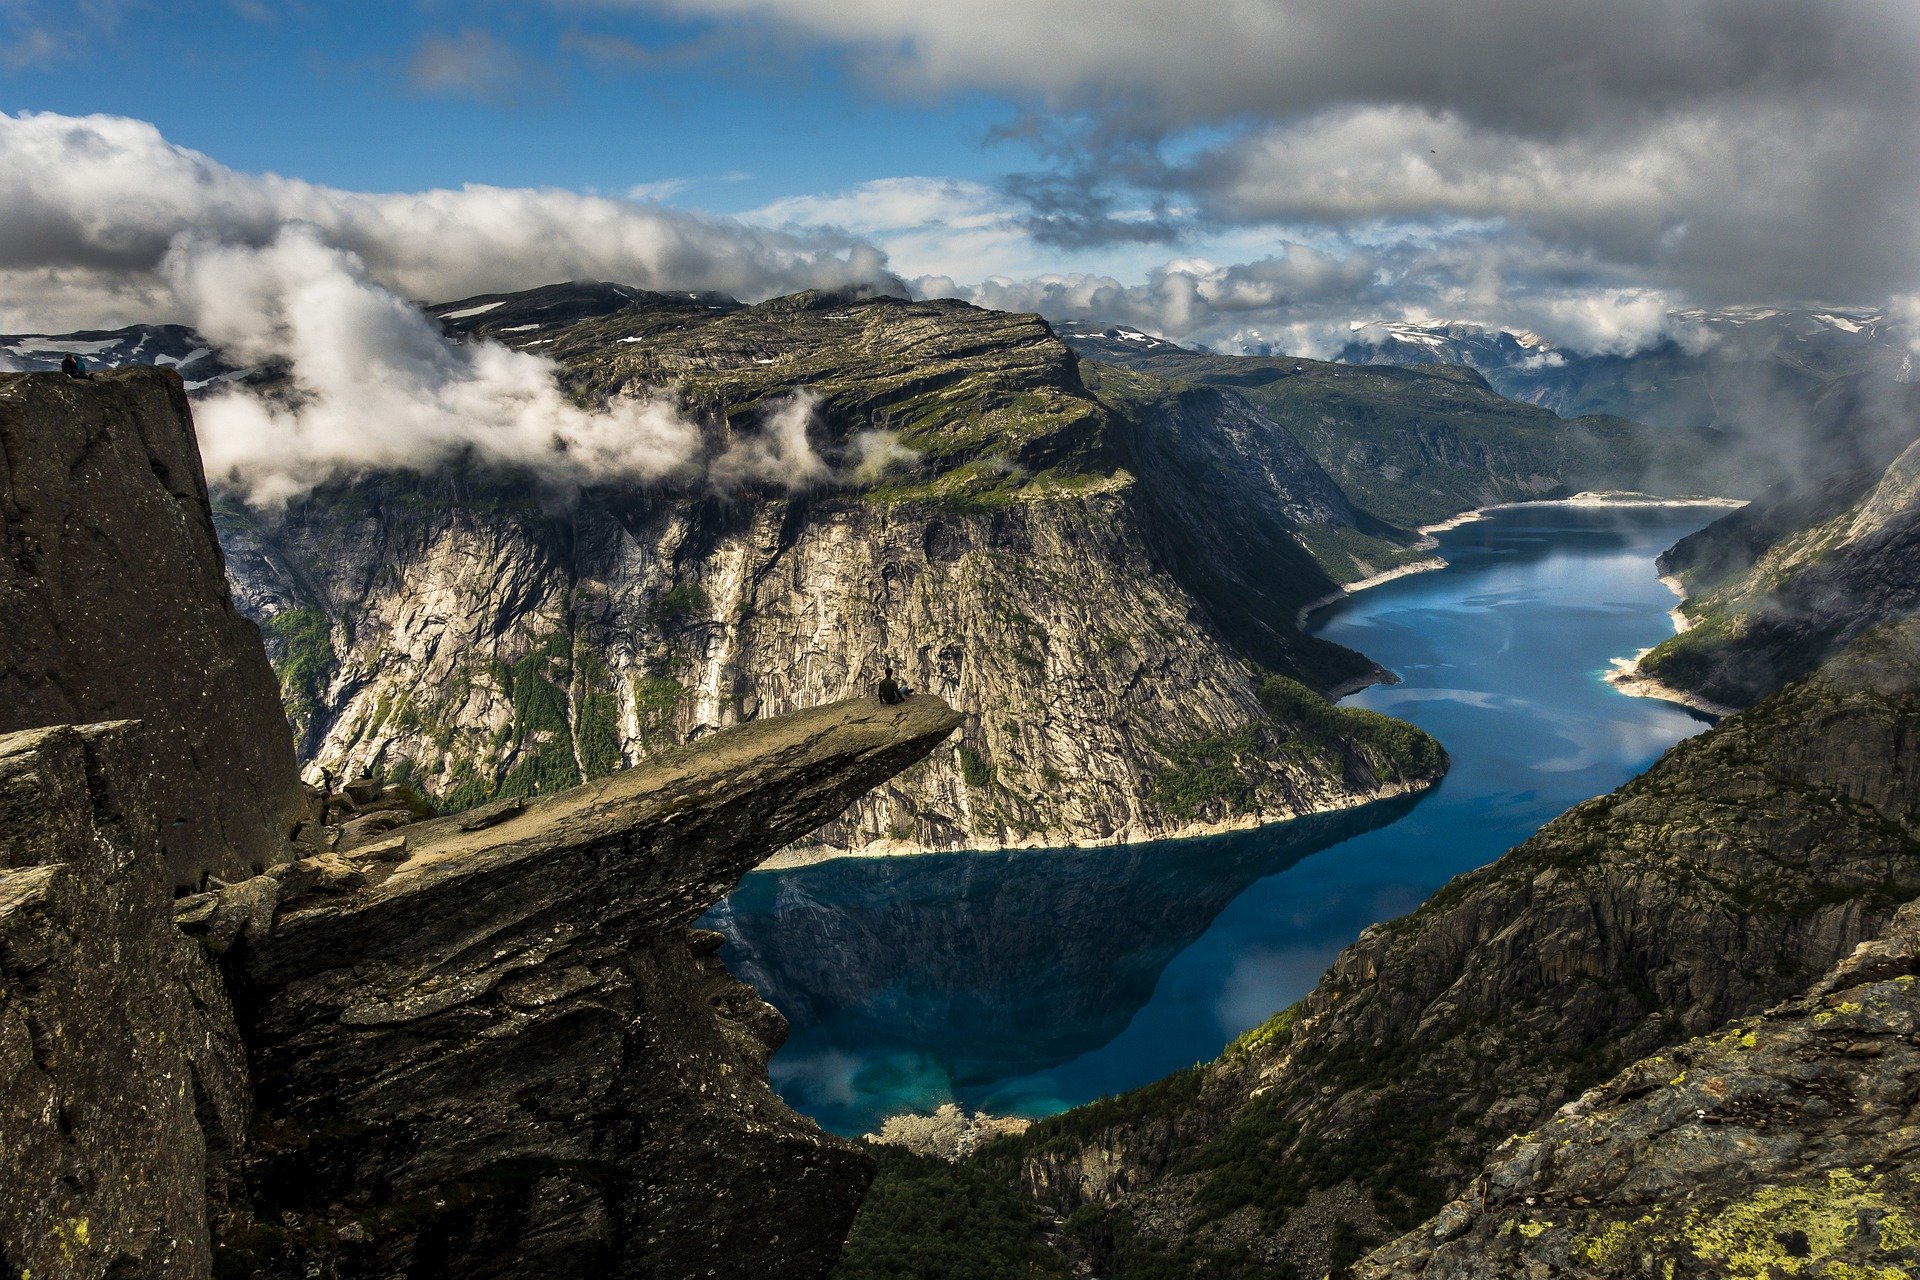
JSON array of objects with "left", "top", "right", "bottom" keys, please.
[
  {"left": 60, "top": 352, "right": 90, "bottom": 379},
  {"left": 876, "top": 667, "right": 913, "bottom": 705}
]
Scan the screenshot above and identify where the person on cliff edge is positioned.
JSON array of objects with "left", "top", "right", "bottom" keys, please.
[
  {"left": 60, "top": 352, "right": 90, "bottom": 378},
  {"left": 877, "top": 667, "right": 912, "bottom": 705}
]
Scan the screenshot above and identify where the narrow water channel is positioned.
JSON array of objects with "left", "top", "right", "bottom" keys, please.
[{"left": 705, "top": 504, "right": 1722, "bottom": 1136}]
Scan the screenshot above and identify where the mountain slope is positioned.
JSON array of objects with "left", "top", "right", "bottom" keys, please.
[
  {"left": 1057, "top": 337, "right": 1693, "bottom": 572},
  {"left": 215, "top": 286, "right": 1445, "bottom": 856},
  {"left": 1359, "top": 897, "right": 1920, "bottom": 1279},
  {"left": 1636, "top": 435, "right": 1920, "bottom": 708}
]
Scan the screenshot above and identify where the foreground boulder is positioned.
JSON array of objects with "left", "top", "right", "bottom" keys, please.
[
  {"left": 0, "top": 369, "right": 305, "bottom": 887},
  {"left": 0, "top": 722, "right": 248, "bottom": 1280},
  {"left": 213, "top": 694, "right": 963, "bottom": 1279}
]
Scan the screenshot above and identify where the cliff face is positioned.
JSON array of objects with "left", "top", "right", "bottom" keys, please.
[
  {"left": 0, "top": 369, "right": 307, "bottom": 886},
  {"left": 1641, "top": 434, "right": 1920, "bottom": 708},
  {"left": 1359, "top": 895, "right": 1920, "bottom": 1279},
  {"left": 219, "top": 288, "right": 1445, "bottom": 857},
  {"left": 0, "top": 721, "right": 249, "bottom": 1280},
  {"left": 968, "top": 622, "right": 1920, "bottom": 1278},
  {"left": 0, "top": 366, "right": 971, "bottom": 1280}
]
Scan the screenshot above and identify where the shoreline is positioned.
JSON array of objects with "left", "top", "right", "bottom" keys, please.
[
  {"left": 754, "top": 773, "right": 1437, "bottom": 872},
  {"left": 1604, "top": 652, "right": 1741, "bottom": 719},
  {"left": 760, "top": 494, "right": 1744, "bottom": 873},
  {"left": 1415, "top": 491, "right": 1744, "bottom": 537},
  {"left": 1300, "top": 494, "right": 1744, "bottom": 630},
  {"left": 1294, "top": 558, "right": 1448, "bottom": 627}
]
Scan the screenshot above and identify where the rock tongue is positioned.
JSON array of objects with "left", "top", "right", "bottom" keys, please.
[{"left": 230, "top": 693, "right": 961, "bottom": 1279}]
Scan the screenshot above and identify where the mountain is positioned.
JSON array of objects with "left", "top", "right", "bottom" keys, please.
[
  {"left": 1055, "top": 335, "right": 1692, "bottom": 578},
  {"left": 1360, "top": 897, "right": 1920, "bottom": 1278},
  {"left": 1631, "top": 430, "right": 1920, "bottom": 709},
  {"left": 0, "top": 322, "right": 241, "bottom": 388},
  {"left": 837, "top": 618, "right": 1920, "bottom": 1279},
  {"left": 1331, "top": 309, "right": 1920, "bottom": 492},
  {"left": 208, "top": 285, "right": 1451, "bottom": 855}
]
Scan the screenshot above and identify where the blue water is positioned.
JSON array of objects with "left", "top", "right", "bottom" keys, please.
[{"left": 704, "top": 506, "right": 1719, "bottom": 1136}]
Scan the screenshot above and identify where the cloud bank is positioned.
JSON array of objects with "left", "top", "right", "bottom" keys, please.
[
  {"left": 631, "top": 0, "right": 1920, "bottom": 313},
  {"left": 0, "top": 110, "right": 902, "bottom": 333}
]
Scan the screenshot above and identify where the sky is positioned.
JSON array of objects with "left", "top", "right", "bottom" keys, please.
[{"left": 4, "top": 0, "right": 1920, "bottom": 356}]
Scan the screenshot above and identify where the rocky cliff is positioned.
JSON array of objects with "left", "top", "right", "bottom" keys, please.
[
  {"left": 217, "top": 286, "right": 1445, "bottom": 857},
  {"left": 209, "top": 694, "right": 963, "bottom": 1279},
  {"left": 889, "top": 621, "right": 1920, "bottom": 1278},
  {"left": 1636, "top": 434, "right": 1920, "bottom": 709},
  {"left": 1358, "top": 895, "right": 1920, "bottom": 1279},
  {"left": 0, "top": 721, "right": 249, "bottom": 1280},
  {"left": 0, "top": 368, "right": 306, "bottom": 886}
]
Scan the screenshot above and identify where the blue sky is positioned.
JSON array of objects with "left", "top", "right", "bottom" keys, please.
[
  {"left": 5, "top": 3, "right": 1009, "bottom": 200},
  {"left": 4, "top": 1, "right": 1918, "bottom": 353}
]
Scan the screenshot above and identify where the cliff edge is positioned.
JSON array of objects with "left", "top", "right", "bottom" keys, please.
[{"left": 0, "top": 368, "right": 306, "bottom": 886}]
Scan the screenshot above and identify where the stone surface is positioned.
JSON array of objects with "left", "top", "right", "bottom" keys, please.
[
  {"left": 1642, "top": 433, "right": 1920, "bottom": 707},
  {"left": 0, "top": 368, "right": 305, "bottom": 886},
  {"left": 1358, "top": 896, "right": 1920, "bottom": 1278},
  {"left": 0, "top": 721, "right": 249, "bottom": 1280},
  {"left": 217, "top": 694, "right": 964, "bottom": 1280}
]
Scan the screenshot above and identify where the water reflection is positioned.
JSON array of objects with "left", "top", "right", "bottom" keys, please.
[
  {"left": 709, "top": 505, "right": 1724, "bottom": 1135},
  {"left": 706, "top": 796, "right": 1418, "bottom": 1131}
]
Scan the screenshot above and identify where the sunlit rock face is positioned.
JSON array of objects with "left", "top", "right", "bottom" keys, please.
[{"left": 215, "top": 287, "right": 1447, "bottom": 859}]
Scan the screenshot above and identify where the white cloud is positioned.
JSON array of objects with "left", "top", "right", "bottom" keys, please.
[
  {"left": 167, "top": 227, "right": 708, "bottom": 505},
  {"left": 0, "top": 110, "right": 902, "bottom": 332},
  {"left": 609, "top": 0, "right": 1920, "bottom": 308}
]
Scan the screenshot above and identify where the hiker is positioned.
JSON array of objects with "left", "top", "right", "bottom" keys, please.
[
  {"left": 876, "top": 666, "right": 916, "bottom": 705},
  {"left": 60, "top": 352, "right": 89, "bottom": 379}
]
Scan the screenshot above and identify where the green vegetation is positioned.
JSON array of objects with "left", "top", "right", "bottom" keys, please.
[
  {"left": 572, "top": 649, "right": 623, "bottom": 780},
  {"left": 957, "top": 743, "right": 996, "bottom": 788},
  {"left": 263, "top": 608, "right": 336, "bottom": 743},
  {"left": 830, "top": 1145, "right": 1071, "bottom": 1280},
  {"left": 1149, "top": 677, "right": 1444, "bottom": 822},
  {"left": 632, "top": 674, "right": 685, "bottom": 747},
  {"left": 649, "top": 582, "right": 711, "bottom": 628}
]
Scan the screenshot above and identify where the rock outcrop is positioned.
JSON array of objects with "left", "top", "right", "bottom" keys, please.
[
  {"left": 1359, "top": 896, "right": 1920, "bottom": 1279},
  {"left": 967, "top": 621, "right": 1920, "bottom": 1277},
  {"left": 209, "top": 694, "right": 963, "bottom": 1279},
  {"left": 0, "top": 721, "right": 249, "bottom": 1280},
  {"left": 0, "top": 369, "right": 305, "bottom": 886}
]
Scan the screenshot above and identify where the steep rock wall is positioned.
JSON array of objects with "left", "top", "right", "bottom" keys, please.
[
  {"left": 0, "top": 369, "right": 305, "bottom": 886},
  {"left": 985, "top": 621, "right": 1920, "bottom": 1277},
  {"left": 0, "top": 721, "right": 249, "bottom": 1280},
  {"left": 214, "top": 695, "right": 964, "bottom": 1279}
]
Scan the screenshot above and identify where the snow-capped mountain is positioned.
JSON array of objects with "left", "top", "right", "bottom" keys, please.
[
  {"left": 1050, "top": 320, "right": 1191, "bottom": 361},
  {"left": 0, "top": 323, "right": 242, "bottom": 389}
]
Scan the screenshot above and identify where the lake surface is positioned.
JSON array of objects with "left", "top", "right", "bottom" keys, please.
[{"left": 703, "top": 505, "right": 1721, "bottom": 1136}]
